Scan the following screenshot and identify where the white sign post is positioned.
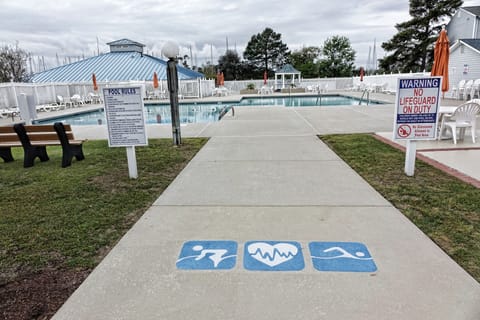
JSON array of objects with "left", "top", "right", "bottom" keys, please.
[
  {"left": 394, "top": 77, "right": 442, "bottom": 176},
  {"left": 103, "top": 86, "right": 148, "bottom": 179}
]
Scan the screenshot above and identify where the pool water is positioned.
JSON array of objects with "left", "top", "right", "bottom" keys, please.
[
  {"left": 239, "top": 95, "right": 380, "bottom": 107},
  {"left": 35, "top": 103, "right": 230, "bottom": 126},
  {"left": 35, "top": 95, "right": 381, "bottom": 125}
]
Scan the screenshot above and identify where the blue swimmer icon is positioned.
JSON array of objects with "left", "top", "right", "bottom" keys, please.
[{"left": 309, "top": 242, "right": 377, "bottom": 272}]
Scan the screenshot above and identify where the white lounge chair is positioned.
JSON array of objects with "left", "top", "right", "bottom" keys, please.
[
  {"left": 87, "top": 92, "right": 102, "bottom": 104},
  {"left": 70, "top": 94, "right": 85, "bottom": 107},
  {"left": 56, "top": 95, "right": 70, "bottom": 109},
  {"left": 440, "top": 101, "right": 480, "bottom": 144}
]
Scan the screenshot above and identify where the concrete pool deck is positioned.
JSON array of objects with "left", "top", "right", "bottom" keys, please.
[{"left": 48, "top": 92, "right": 480, "bottom": 319}]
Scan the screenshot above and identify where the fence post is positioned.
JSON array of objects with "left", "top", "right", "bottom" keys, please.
[{"left": 10, "top": 82, "right": 18, "bottom": 107}]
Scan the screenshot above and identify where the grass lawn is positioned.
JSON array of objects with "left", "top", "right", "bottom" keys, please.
[
  {"left": 0, "top": 138, "right": 207, "bottom": 284},
  {"left": 320, "top": 134, "right": 480, "bottom": 282}
]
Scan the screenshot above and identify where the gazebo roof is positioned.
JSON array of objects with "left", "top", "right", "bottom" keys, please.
[{"left": 276, "top": 64, "right": 300, "bottom": 74}]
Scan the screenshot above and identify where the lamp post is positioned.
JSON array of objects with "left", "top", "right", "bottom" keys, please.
[{"left": 162, "top": 41, "right": 181, "bottom": 145}]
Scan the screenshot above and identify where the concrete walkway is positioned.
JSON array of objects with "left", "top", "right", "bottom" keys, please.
[{"left": 51, "top": 103, "right": 480, "bottom": 319}]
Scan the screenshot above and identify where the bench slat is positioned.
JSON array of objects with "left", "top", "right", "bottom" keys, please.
[
  {"left": 0, "top": 134, "right": 20, "bottom": 143},
  {"left": 24, "top": 125, "right": 72, "bottom": 133},
  {"left": 0, "top": 126, "right": 16, "bottom": 134}
]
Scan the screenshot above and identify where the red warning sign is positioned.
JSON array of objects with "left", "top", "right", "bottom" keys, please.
[{"left": 397, "top": 125, "right": 411, "bottom": 138}]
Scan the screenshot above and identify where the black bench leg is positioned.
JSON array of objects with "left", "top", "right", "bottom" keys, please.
[
  {"left": 61, "top": 145, "right": 85, "bottom": 168},
  {"left": 0, "top": 147, "right": 14, "bottom": 162},
  {"left": 23, "top": 146, "right": 49, "bottom": 168}
]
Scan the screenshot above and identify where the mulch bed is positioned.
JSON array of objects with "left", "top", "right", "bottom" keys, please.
[{"left": 0, "top": 269, "right": 90, "bottom": 320}]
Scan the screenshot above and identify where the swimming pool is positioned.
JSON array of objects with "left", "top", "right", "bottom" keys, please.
[
  {"left": 238, "top": 95, "right": 381, "bottom": 107},
  {"left": 35, "top": 94, "right": 382, "bottom": 125}
]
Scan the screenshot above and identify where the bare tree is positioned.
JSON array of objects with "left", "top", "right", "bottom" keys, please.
[{"left": 0, "top": 43, "right": 29, "bottom": 82}]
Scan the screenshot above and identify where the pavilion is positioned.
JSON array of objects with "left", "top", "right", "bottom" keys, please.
[
  {"left": 30, "top": 39, "right": 203, "bottom": 83},
  {"left": 274, "top": 64, "right": 301, "bottom": 90}
]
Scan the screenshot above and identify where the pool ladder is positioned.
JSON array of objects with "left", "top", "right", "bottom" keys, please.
[
  {"left": 359, "top": 88, "right": 370, "bottom": 105},
  {"left": 316, "top": 88, "right": 322, "bottom": 105}
]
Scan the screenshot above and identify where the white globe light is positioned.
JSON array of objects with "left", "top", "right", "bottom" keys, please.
[{"left": 162, "top": 41, "right": 180, "bottom": 59}]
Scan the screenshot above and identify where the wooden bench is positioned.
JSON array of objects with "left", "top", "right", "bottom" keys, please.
[
  {"left": 0, "top": 125, "right": 21, "bottom": 163},
  {"left": 0, "top": 123, "right": 85, "bottom": 168}
]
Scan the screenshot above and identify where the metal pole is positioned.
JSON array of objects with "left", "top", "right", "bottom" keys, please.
[{"left": 166, "top": 58, "right": 181, "bottom": 145}]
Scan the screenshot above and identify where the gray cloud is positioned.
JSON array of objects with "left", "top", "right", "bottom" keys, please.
[{"left": 0, "top": 0, "right": 475, "bottom": 71}]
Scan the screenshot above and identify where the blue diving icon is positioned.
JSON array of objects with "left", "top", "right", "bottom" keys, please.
[
  {"left": 309, "top": 242, "right": 377, "bottom": 272},
  {"left": 176, "top": 240, "right": 237, "bottom": 270}
]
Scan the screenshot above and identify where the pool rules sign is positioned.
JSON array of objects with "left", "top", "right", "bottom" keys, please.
[
  {"left": 394, "top": 77, "right": 441, "bottom": 176},
  {"left": 103, "top": 86, "right": 147, "bottom": 179}
]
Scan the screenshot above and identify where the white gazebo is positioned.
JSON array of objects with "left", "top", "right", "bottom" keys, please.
[{"left": 274, "top": 64, "right": 301, "bottom": 90}]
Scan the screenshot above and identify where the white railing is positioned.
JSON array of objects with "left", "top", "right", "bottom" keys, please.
[{"left": 0, "top": 79, "right": 216, "bottom": 109}]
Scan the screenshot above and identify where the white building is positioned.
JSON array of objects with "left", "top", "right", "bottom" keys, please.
[{"left": 446, "top": 6, "right": 480, "bottom": 98}]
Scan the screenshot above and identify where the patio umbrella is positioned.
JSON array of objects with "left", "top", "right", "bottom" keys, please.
[
  {"left": 359, "top": 67, "right": 364, "bottom": 82},
  {"left": 153, "top": 72, "right": 159, "bottom": 89},
  {"left": 431, "top": 27, "right": 450, "bottom": 94},
  {"left": 217, "top": 72, "right": 224, "bottom": 86},
  {"left": 92, "top": 73, "right": 98, "bottom": 91},
  {"left": 263, "top": 70, "right": 268, "bottom": 85}
]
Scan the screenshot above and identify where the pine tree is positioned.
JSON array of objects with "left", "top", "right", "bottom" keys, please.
[
  {"left": 243, "top": 27, "right": 290, "bottom": 74},
  {"left": 218, "top": 50, "right": 242, "bottom": 81},
  {"left": 379, "top": 0, "right": 462, "bottom": 73}
]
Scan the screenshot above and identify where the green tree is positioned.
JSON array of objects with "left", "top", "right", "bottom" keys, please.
[
  {"left": 318, "top": 36, "right": 356, "bottom": 77},
  {"left": 0, "top": 44, "right": 29, "bottom": 82},
  {"left": 379, "top": 0, "right": 462, "bottom": 73},
  {"left": 218, "top": 50, "right": 242, "bottom": 80},
  {"left": 178, "top": 54, "right": 190, "bottom": 69},
  {"left": 198, "top": 62, "right": 216, "bottom": 79},
  {"left": 243, "top": 27, "right": 290, "bottom": 75},
  {"left": 290, "top": 46, "right": 321, "bottom": 78}
]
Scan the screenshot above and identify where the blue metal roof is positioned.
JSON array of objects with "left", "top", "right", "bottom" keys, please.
[
  {"left": 276, "top": 64, "right": 300, "bottom": 74},
  {"left": 31, "top": 51, "right": 204, "bottom": 83}
]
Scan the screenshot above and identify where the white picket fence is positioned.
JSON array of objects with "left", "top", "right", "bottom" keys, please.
[{"left": 1, "top": 72, "right": 443, "bottom": 109}]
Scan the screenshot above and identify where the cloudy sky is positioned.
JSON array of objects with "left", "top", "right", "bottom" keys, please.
[{"left": 0, "top": 0, "right": 476, "bottom": 72}]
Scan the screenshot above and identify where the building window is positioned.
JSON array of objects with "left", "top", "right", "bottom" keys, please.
[{"left": 461, "top": 46, "right": 464, "bottom": 54}]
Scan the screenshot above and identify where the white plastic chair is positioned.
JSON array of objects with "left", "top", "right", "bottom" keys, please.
[
  {"left": 471, "top": 79, "right": 480, "bottom": 99},
  {"left": 464, "top": 80, "right": 474, "bottom": 100},
  {"left": 440, "top": 102, "right": 480, "bottom": 144},
  {"left": 456, "top": 80, "right": 466, "bottom": 100}
]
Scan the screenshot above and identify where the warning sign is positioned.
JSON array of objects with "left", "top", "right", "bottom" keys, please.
[{"left": 394, "top": 77, "right": 441, "bottom": 140}]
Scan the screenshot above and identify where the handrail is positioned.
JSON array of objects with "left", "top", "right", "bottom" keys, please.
[
  {"left": 359, "top": 88, "right": 370, "bottom": 105},
  {"left": 316, "top": 88, "right": 322, "bottom": 105}
]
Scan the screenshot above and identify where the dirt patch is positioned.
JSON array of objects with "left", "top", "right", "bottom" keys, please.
[{"left": 0, "top": 268, "right": 90, "bottom": 320}]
